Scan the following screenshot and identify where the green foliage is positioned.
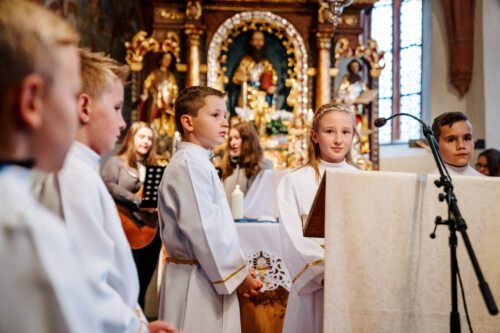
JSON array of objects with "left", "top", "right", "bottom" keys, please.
[{"left": 266, "top": 118, "right": 288, "bottom": 135}]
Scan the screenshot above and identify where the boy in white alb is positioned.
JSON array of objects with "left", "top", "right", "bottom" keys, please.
[
  {"left": 278, "top": 103, "right": 359, "bottom": 333},
  {"left": 33, "top": 49, "right": 176, "bottom": 333},
  {"left": 431, "top": 111, "right": 483, "bottom": 177},
  {"left": 158, "top": 86, "right": 262, "bottom": 333},
  {"left": 0, "top": 2, "right": 103, "bottom": 332}
]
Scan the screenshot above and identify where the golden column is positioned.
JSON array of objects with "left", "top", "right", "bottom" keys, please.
[
  {"left": 315, "top": 31, "right": 333, "bottom": 110},
  {"left": 185, "top": 25, "right": 203, "bottom": 87}
]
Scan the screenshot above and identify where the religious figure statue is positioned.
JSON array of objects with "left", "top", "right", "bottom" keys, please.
[
  {"left": 336, "top": 59, "right": 374, "bottom": 157},
  {"left": 337, "top": 59, "right": 368, "bottom": 106},
  {"left": 139, "top": 52, "right": 178, "bottom": 140},
  {"left": 233, "top": 31, "right": 278, "bottom": 135}
]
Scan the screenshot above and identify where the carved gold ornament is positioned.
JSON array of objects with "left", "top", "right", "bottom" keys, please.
[
  {"left": 125, "top": 31, "right": 160, "bottom": 72},
  {"left": 333, "top": 38, "right": 385, "bottom": 78},
  {"left": 125, "top": 31, "right": 180, "bottom": 72},
  {"left": 186, "top": 1, "right": 202, "bottom": 21},
  {"left": 161, "top": 32, "right": 181, "bottom": 63}
]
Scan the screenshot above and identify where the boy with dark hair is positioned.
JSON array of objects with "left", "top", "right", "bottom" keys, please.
[
  {"left": 158, "top": 86, "right": 262, "bottom": 332},
  {"left": 431, "top": 111, "right": 483, "bottom": 176}
]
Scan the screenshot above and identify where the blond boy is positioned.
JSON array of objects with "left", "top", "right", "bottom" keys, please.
[
  {"left": 158, "top": 86, "right": 262, "bottom": 333},
  {"left": 33, "top": 49, "right": 175, "bottom": 333},
  {"left": 0, "top": 1, "right": 103, "bottom": 332}
]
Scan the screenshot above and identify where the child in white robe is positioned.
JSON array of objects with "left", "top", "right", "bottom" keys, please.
[
  {"left": 33, "top": 49, "right": 176, "bottom": 333},
  {"left": 0, "top": 2, "right": 103, "bottom": 332},
  {"left": 278, "top": 103, "right": 359, "bottom": 333},
  {"left": 431, "top": 112, "right": 483, "bottom": 177},
  {"left": 158, "top": 86, "right": 262, "bottom": 333}
]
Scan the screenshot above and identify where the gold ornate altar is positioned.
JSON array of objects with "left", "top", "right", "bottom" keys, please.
[{"left": 125, "top": 0, "right": 384, "bottom": 171}]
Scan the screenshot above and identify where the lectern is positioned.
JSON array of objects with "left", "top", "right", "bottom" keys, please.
[
  {"left": 303, "top": 174, "right": 326, "bottom": 238},
  {"left": 303, "top": 169, "right": 500, "bottom": 332}
]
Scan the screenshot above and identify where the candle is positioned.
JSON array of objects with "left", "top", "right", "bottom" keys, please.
[
  {"left": 230, "top": 185, "right": 244, "bottom": 220},
  {"left": 242, "top": 81, "right": 248, "bottom": 110}
]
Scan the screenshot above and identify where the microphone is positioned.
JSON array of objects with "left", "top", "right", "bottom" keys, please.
[
  {"left": 373, "top": 113, "right": 432, "bottom": 135},
  {"left": 373, "top": 117, "right": 387, "bottom": 128}
]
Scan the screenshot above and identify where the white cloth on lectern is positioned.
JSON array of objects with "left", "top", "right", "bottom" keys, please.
[
  {"left": 0, "top": 165, "right": 102, "bottom": 333},
  {"left": 57, "top": 142, "right": 146, "bottom": 333},
  {"left": 278, "top": 159, "right": 356, "bottom": 333},
  {"left": 324, "top": 170, "right": 500, "bottom": 332},
  {"left": 158, "top": 142, "right": 248, "bottom": 333}
]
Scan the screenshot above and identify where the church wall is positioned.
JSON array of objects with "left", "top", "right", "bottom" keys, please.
[{"left": 482, "top": 0, "right": 500, "bottom": 149}]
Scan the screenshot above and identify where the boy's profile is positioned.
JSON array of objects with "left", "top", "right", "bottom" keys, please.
[
  {"left": 0, "top": 1, "right": 103, "bottom": 332},
  {"left": 431, "top": 111, "right": 483, "bottom": 176},
  {"left": 33, "top": 49, "right": 176, "bottom": 333},
  {"left": 158, "top": 86, "right": 262, "bottom": 333}
]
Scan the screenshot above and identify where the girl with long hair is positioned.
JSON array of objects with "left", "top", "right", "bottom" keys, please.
[
  {"left": 101, "top": 121, "right": 162, "bottom": 309},
  {"left": 220, "top": 122, "right": 273, "bottom": 201},
  {"left": 277, "top": 103, "right": 359, "bottom": 333}
]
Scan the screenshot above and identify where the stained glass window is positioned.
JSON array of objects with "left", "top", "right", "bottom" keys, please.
[{"left": 371, "top": 0, "right": 423, "bottom": 144}]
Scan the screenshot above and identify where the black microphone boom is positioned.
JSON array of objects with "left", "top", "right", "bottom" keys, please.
[
  {"left": 373, "top": 113, "right": 430, "bottom": 132},
  {"left": 373, "top": 117, "right": 387, "bottom": 128}
]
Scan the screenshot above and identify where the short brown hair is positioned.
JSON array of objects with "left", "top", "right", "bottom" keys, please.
[
  {"left": 79, "top": 48, "right": 130, "bottom": 100},
  {"left": 432, "top": 112, "right": 469, "bottom": 140},
  {"left": 174, "top": 86, "right": 225, "bottom": 137},
  {"left": 0, "top": 0, "right": 79, "bottom": 102}
]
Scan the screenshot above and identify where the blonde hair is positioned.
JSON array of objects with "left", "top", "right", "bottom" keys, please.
[
  {"left": 79, "top": 48, "right": 130, "bottom": 100},
  {"left": 304, "top": 103, "right": 360, "bottom": 181},
  {"left": 0, "top": 0, "right": 79, "bottom": 101},
  {"left": 116, "top": 122, "right": 158, "bottom": 169}
]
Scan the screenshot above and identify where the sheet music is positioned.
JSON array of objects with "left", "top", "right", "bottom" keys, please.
[{"left": 140, "top": 166, "right": 165, "bottom": 208}]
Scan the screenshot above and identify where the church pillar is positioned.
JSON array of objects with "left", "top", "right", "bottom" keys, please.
[
  {"left": 315, "top": 31, "right": 333, "bottom": 110},
  {"left": 185, "top": 25, "right": 203, "bottom": 87},
  {"left": 440, "top": 0, "right": 475, "bottom": 97}
]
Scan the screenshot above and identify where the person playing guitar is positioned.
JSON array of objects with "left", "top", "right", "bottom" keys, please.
[{"left": 101, "top": 121, "right": 163, "bottom": 310}]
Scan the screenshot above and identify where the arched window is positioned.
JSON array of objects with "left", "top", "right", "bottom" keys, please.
[{"left": 371, "top": 0, "right": 423, "bottom": 144}]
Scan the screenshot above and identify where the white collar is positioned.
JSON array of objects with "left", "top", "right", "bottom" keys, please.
[
  {"left": 0, "top": 164, "right": 31, "bottom": 192},
  {"left": 70, "top": 141, "right": 100, "bottom": 169},
  {"left": 178, "top": 141, "right": 212, "bottom": 159},
  {"left": 319, "top": 159, "right": 349, "bottom": 169}
]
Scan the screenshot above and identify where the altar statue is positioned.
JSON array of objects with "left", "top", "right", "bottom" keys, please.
[
  {"left": 337, "top": 59, "right": 368, "bottom": 106},
  {"left": 233, "top": 31, "right": 278, "bottom": 134},
  {"left": 336, "top": 59, "right": 373, "bottom": 156},
  {"left": 139, "top": 52, "right": 178, "bottom": 140}
]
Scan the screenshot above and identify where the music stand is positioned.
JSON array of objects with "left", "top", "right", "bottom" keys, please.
[{"left": 139, "top": 166, "right": 165, "bottom": 208}]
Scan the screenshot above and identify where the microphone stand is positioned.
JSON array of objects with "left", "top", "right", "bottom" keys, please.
[{"left": 375, "top": 114, "right": 498, "bottom": 333}]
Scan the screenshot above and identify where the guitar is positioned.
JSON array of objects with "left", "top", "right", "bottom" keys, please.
[{"left": 116, "top": 203, "right": 158, "bottom": 250}]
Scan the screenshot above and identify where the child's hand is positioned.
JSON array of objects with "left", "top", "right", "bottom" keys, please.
[
  {"left": 253, "top": 275, "right": 263, "bottom": 291},
  {"left": 237, "top": 272, "right": 263, "bottom": 298},
  {"left": 148, "top": 320, "right": 178, "bottom": 333},
  {"left": 249, "top": 267, "right": 257, "bottom": 279}
]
